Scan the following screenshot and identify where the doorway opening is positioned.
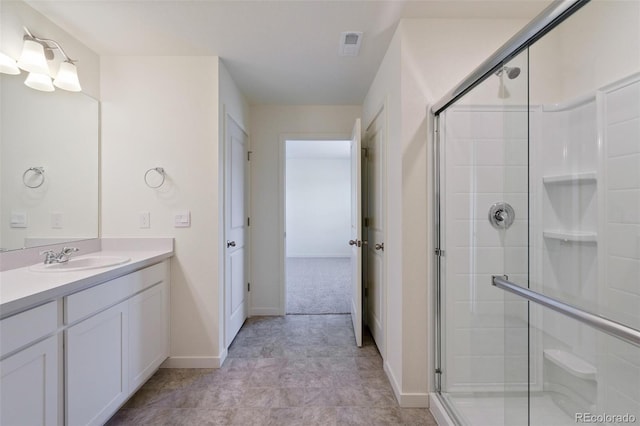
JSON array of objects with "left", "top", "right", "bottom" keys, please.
[{"left": 284, "top": 139, "right": 352, "bottom": 315}]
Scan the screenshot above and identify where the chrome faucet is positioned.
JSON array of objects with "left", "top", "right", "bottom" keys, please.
[{"left": 40, "top": 247, "right": 79, "bottom": 264}]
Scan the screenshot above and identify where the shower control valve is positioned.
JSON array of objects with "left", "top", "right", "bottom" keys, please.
[{"left": 488, "top": 202, "right": 515, "bottom": 229}]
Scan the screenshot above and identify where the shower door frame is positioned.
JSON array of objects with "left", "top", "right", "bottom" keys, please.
[{"left": 431, "top": 0, "right": 592, "bottom": 423}]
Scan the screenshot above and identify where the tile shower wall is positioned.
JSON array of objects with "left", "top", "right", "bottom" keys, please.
[
  {"left": 443, "top": 107, "right": 530, "bottom": 392},
  {"left": 601, "top": 76, "right": 640, "bottom": 418}
]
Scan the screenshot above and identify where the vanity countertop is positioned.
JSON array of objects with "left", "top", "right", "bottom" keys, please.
[{"left": 0, "top": 239, "right": 173, "bottom": 319}]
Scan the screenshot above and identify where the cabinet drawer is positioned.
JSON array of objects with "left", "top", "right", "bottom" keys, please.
[
  {"left": 65, "top": 262, "right": 166, "bottom": 324},
  {"left": 0, "top": 301, "right": 58, "bottom": 358}
]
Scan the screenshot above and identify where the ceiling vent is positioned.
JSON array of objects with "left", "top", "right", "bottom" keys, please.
[{"left": 339, "top": 31, "right": 363, "bottom": 57}]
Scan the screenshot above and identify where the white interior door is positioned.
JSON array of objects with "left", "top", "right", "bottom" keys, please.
[
  {"left": 224, "top": 115, "right": 248, "bottom": 348},
  {"left": 349, "top": 118, "right": 363, "bottom": 347},
  {"left": 364, "top": 111, "right": 385, "bottom": 355}
]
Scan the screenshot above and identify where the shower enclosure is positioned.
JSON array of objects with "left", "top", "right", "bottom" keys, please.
[{"left": 433, "top": 0, "right": 640, "bottom": 424}]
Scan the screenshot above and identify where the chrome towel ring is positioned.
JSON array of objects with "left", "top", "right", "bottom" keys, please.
[
  {"left": 23, "top": 167, "right": 45, "bottom": 188},
  {"left": 144, "top": 167, "right": 166, "bottom": 188}
]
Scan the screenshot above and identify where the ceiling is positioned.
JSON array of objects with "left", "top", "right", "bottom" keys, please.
[{"left": 25, "top": 0, "right": 551, "bottom": 105}]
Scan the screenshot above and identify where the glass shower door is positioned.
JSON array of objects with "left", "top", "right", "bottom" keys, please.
[{"left": 436, "top": 51, "right": 530, "bottom": 425}]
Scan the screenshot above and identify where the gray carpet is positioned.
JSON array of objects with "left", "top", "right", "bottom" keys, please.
[{"left": 286, "top": 257, "right": 351, "bottom": 314}]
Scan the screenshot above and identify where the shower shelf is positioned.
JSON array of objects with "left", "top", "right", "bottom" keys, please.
[
  {"left": 543, "top": 349, "right": 597, "bottom": 381},
  {"left": 542, "top": 172, "right": 597, "bottom": 185},
  {"left": 543, "top": 231, "right": 597, "bottom": 243}
]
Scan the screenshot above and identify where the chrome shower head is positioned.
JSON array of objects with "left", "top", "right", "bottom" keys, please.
[
  {"left": 505, "top": 66, "right": 520, "bottom": 79},
  {"left": 496, "top": 66, "right": 521, "bottom": 79}
]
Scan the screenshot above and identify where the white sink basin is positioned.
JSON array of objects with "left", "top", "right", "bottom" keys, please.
[{"left": 29, "top": 255, "right": 131, "bottom": 272}]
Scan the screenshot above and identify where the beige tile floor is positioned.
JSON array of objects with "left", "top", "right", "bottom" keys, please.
[{"left": 107, "top": 314, "right": 437, "bottom": 425}]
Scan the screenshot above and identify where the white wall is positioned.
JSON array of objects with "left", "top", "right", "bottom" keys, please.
[
  {"left": 286, "top": 155, "right": 351, "bottom": 258},
  {"left": 249, "top": 105, "right": 361, "bottom": 315},
  {"left": 101, "top": 56, "right": 228, "bottom": 367},
  {"left": 0, "top": 0, "right": 100, "bottom": 99},
  {"left": 363, "top": 17, "right": 527, "bottom": 406}
]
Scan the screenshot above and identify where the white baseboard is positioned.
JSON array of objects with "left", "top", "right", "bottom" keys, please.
[
  {"left": 383, "top": 361, "right": 430, "bottom": 408},
  {"left": 249, "top": 307, "right": 282, "bottom": 316},
  {"left": 160, "top": 350, "right": 227, "bottom": 369},
  {"left": 429, "top": 393, "right": 455, "bottom": 426}
]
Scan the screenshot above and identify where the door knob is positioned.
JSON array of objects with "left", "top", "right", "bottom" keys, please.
[
  {"left": 227, "top": 240, "right": 236, "bottom": 248},
  {"left": 375, "top": 243, "right": 384, "bottom": 251},
  {"left": 349, "top": 239, "right": 357, "bottom": 246}
]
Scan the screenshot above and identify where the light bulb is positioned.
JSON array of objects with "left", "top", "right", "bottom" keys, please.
[
  {"left": 17, "top": 39, "right": 50, "bottom": 75},
  {"left": 0, "top": 52, "right": 20, "bottom": 75},
  {"left": 25, "top": 72, "right": 55, "bottom": 92},
  {"left": 53, "top": 61, "right": 81, "bottom": 92}
]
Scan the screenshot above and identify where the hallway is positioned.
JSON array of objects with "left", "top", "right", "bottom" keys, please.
[
  {"left": 286, "top": 258, "right": 351, "bottom": 314},
  {"left": 107, "top": 315, "right": 436, "bottom": 425}
]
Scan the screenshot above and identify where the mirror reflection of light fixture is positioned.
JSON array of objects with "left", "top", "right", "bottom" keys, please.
[
  {"left": 24, "top": 71, "right": 55, "bottom": 92},
  {"left": 16, "top": 27, "right": 82, "bottom": 92},
  {"left": 17, "top": 39, "right": 50, "bottom": 74},
  {"left": 0, "top": 52, "right": 21, "bottom": 75}
]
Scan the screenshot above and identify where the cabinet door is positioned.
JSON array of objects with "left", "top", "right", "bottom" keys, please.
[
  {"left": 128, "top": 281, "right": 169, "bottom": 391},
  {"left": 66, "top": 302, "right": 128, "bottom": 426},
  {"left": 0, "top": 335, "right": 60, "bottom": 426}
]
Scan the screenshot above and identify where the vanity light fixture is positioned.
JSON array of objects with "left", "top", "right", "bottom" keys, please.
[
  {"left": 16, "top": 27, "right": 82, "bottom": 92},
  {"left": 0, "top": 52, "right": 20, "bottom": 75},
  {"left": 17, "top": 38, "right": 50, "bottom": 74},
  {"left": 24, "top": 71, "right": 55, "bottom": 92},
  {"left": 53, "top": 61, "right": 81, "bottom": 92}
]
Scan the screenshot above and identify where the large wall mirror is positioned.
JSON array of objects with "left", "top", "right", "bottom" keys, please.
[{"left": 0, "top": 73, "right": 99, "bottom": 251}]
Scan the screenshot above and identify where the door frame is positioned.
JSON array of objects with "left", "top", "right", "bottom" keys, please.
[
  {"left": 222, "top": 109, "right": 251, "bottom": 348},
  {"left": 363, "top": 102, "right": 388, "bottom": 360},
  {"left": 278, "top": 133, "right": 351, "bottom": 316}
]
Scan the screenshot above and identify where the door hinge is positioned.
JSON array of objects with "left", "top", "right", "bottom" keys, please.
[
  {"left": 435, "top": 248, "right": 445, "bottom": 256},
  {"left": 364, "top": 217, "right": 370, "bottom": 227},
  {"left": 435, "top": 368, "right": 442, "bottom": 375},
  {"left": 247, "top": 151, "right": 253, "bottom": 161},
  {"left": 248, "top": 282, "right": 251, "bottom": 292},
  {"left": 362, "top": 147, "right": 369, "bottom": 158},
  {"left": 247, "top": 217, "right": 250, "bottom": 227}
]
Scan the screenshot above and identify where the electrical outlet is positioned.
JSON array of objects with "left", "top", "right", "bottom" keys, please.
[{"left": 140, "top": 211, "right": 150, "bottom": 229}]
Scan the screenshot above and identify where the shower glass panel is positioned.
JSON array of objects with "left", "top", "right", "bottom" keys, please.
[
  {"left": 437, "top": 50, "right": 529, "bottom": 425},
  {"left": 525, "top": 1, "right": 640, "bottom": 424},
  {"left": 435, "top": 0, "right": 640, "bottom": 424}
]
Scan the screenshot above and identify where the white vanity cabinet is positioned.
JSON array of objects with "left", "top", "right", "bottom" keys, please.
[
  {"left": 65, "top": 302, "right": 129, "bottom": 426},
  {"left": 0, "top": 301, "right": 61, "bottom": 426},
  {"left": 65, "top": 261, "right": 169, "bottom": 426}
]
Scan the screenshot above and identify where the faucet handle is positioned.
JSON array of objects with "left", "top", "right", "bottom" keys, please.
[
  {"left": 39, "top": 249, "right": 57, "bottom": 264},
  {"left": 61, "top": 247, "right": 79, "bottom": 255}
]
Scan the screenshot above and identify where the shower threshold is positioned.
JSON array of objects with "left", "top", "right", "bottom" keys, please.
[{"left": 440, "top": 391, "right": 577, "bottom": 426}]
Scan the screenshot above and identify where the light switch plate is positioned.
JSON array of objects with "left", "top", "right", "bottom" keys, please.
[
  {"left": 174, "top": 210, "right": 191, "bottom": 228},
  {"left": 10, "top": 211, "right": 27, "bottom": 228},
  {"left": 51, "top": 212, "right": 63, "bottom": 229}
]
